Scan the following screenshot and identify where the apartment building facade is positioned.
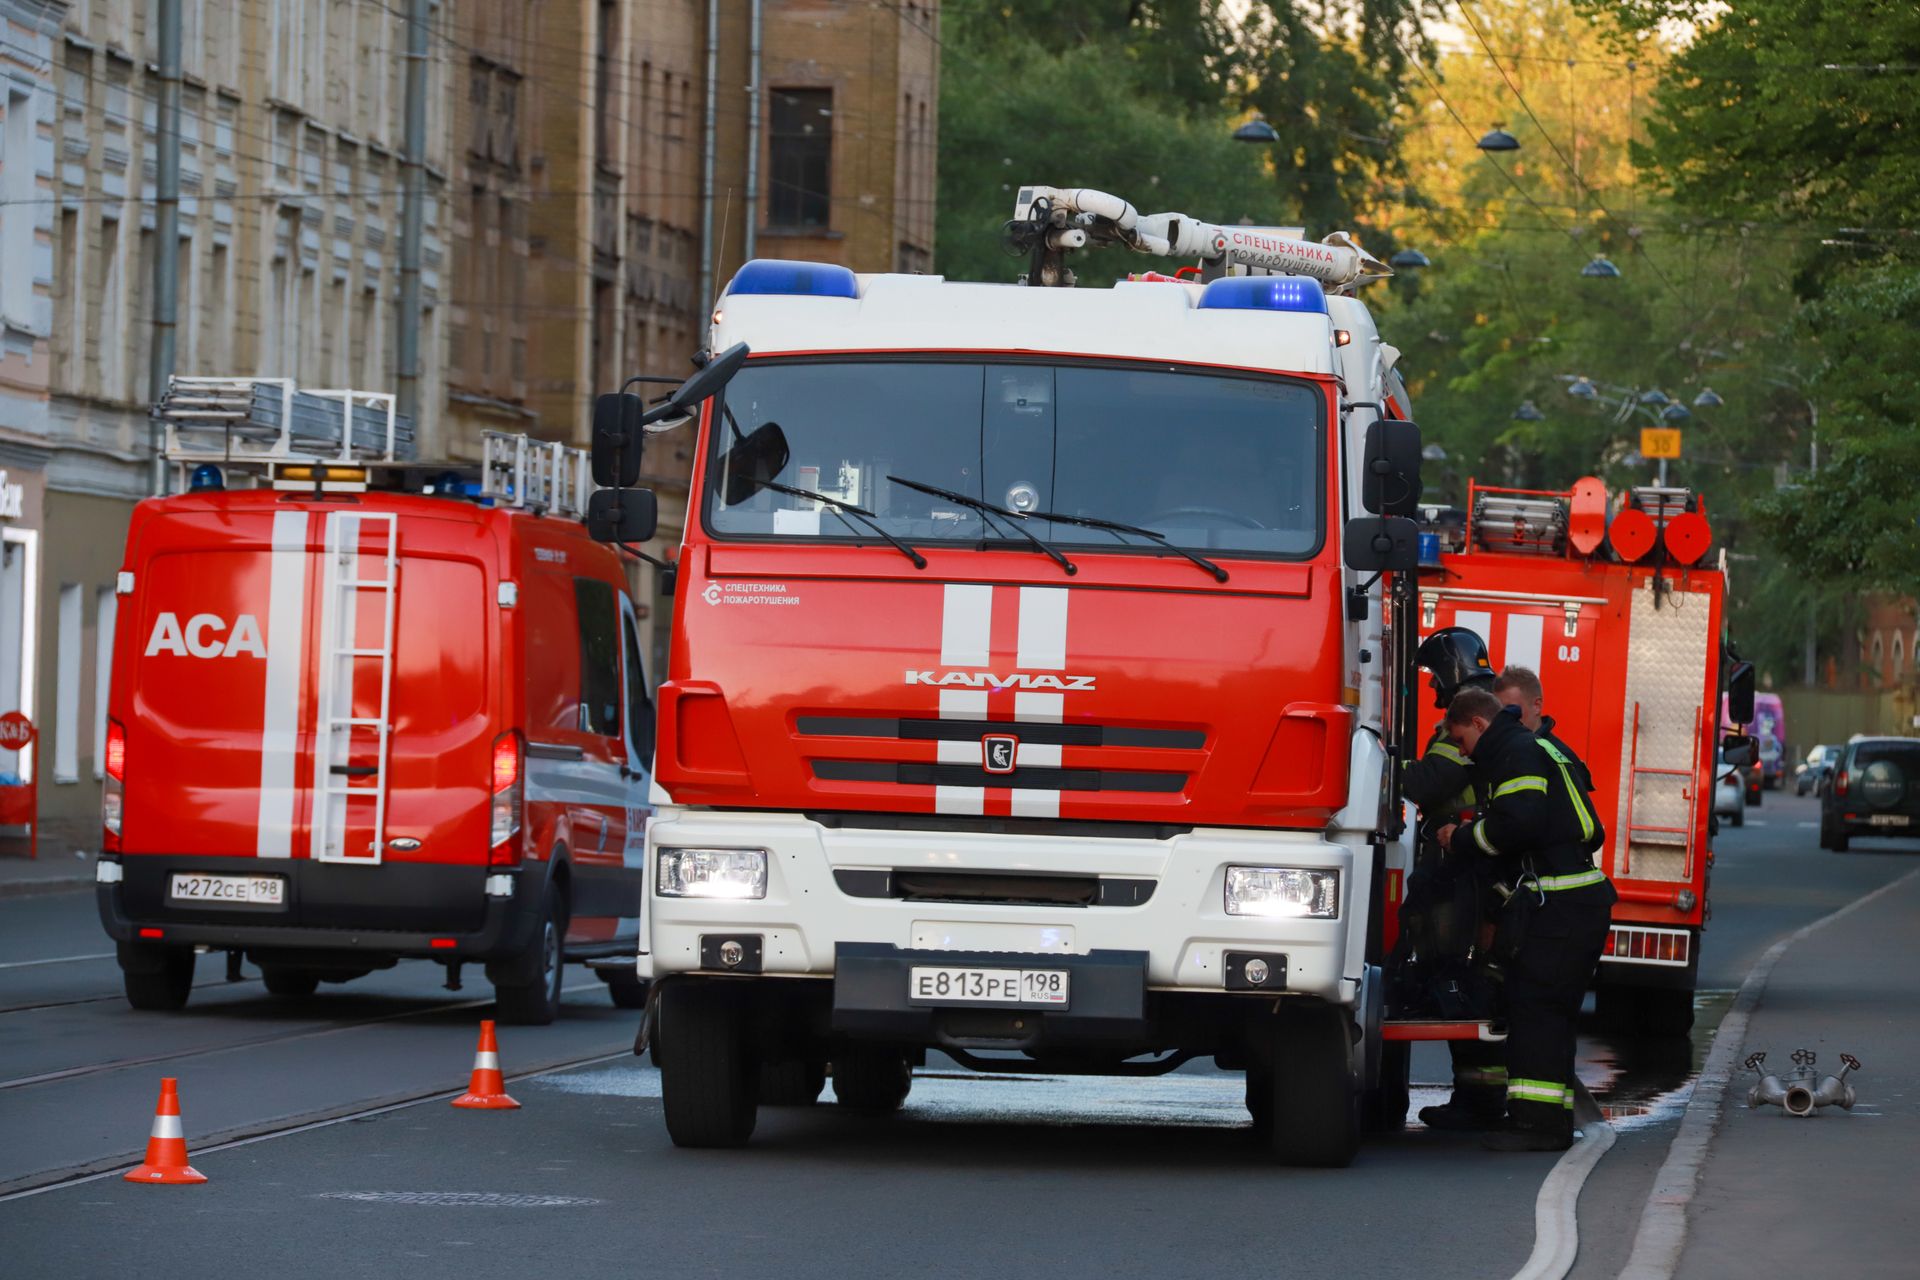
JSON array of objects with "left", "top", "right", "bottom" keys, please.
[{"left": 0, "top": 0, "right": 937, "bottom": 855}]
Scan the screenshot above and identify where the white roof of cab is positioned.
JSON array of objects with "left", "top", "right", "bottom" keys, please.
[{"left": 709, "top": 274, "right": 1337, "bottom": 376}]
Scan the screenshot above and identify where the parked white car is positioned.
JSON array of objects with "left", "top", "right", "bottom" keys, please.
[{"left": 1715, "top": 751, "right": 1746, "bottom": 828}]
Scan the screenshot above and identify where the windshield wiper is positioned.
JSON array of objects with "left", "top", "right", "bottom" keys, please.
[
  {"left": 1028, "top": 510, "right": 1229, "bottom": 583},
  {"left": 761, "top": 481, "right": 926, "bottom": 569},
  {"left": 887, "top": 476, "right": 1077, "bottom": 576}
]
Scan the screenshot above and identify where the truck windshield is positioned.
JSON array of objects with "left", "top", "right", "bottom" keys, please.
[{"left": 706, "top": 359, "right": 1325, "bottom": 558}]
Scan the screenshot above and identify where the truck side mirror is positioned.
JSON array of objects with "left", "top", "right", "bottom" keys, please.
[
  {"left": 1343, "top": 515, "right": 1419, "bottom": 573},
  {"left": 591, "top": 393, "right": 646, "bottom": 488},
  {"left": 1725, "top": 660, "right": 1756, "bottom": 726},
  {"left": 1362, "top": 419, "right": 1422, "bottom": 517},
  {"left": 719, "top": 421, "right": 791, "bottom": 507},
  {"left": 1721, "top": 734, "right": 1757, "bottom": 768},
  {"left": 586, "top": 488, "right": 659, "bottom": 543},
  {"left": 666, "top": 341, "right": 750, "bottom": 415}
]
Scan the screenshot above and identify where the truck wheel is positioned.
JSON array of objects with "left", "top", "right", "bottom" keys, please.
[
  {"left": 491, "top": 890, "right": 565, "bottom": 1026},
  {"left": 831, "top": 1047, "right": 912, "bottom": 1113},
  {"left": 260, "top": 967, "right": 320, "bottom": 999},
  {"left": 658, "top": 982, "right": 759, "bottom": 1147},
  {"left": 759, "top": 1058, "right": 828, "bottom": 1106},
  {"left": 119, "top": 941, "right": 195, "bottom": 1012},
  {"left": 1364, "top": 1040, "right": 1412, "bottom": 1133},
  {"left": 604, "top": 969, "right": 649, "bottom": 1010},
  {"left": 1262, "top": 1006, "right": 1360, "bottom": 1167},
  {"left": 1639, "top": 988, "right": 1695, "bottom": 1037}
]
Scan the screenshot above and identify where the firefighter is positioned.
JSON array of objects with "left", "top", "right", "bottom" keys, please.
[
  {"left": 1400, "top": 627, "right": 1505, "bottom": 1130},
  {"left": 1492, "top": 665, "right": 1595, "bottom": 795},
  {"left": 1436, "top": 687, "right": 1616, "bottom": 1153}
]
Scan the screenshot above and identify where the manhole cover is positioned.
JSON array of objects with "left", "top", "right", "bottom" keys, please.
[{"left": 317, "top": 1191, "right": 602, "bottom": 1208}]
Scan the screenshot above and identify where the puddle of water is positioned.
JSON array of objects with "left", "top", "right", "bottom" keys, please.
[{"left": 1579, "top": 988, "right": 1735, "bottom": 1131}]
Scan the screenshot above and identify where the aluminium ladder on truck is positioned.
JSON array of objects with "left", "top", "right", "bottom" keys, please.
[{"left": 150, "top": 374, "right": 593, "bottom": 864}]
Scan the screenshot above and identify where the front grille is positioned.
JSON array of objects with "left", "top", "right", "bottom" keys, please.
[
  {"left": 832, "top": 867, "right": 1156, "bottom": 907},
  {"left": 798, "top": 716, "right": 1204, "bottom": 750},
  {"left": 811, "top": 759, "right": 1187, "bottom": 793}
]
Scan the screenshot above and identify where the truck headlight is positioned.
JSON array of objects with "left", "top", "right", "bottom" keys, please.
[
  {"left": 1224, "top": 866, "right": 1339, "bottom": 919},
  {"left": 657, "top": 848, "right": 769, "bottom": 900}
]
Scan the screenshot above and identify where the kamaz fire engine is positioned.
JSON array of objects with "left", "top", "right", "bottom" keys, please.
[
  {"left": 96, "top": 379, "right": 657, "bottom": 1023},
  {"left": 1413, "top": 478, "right": 1737, "bottom": 1034},
  {"left": 593, "top": 186, "right": 1443, "bottom": 1166}
]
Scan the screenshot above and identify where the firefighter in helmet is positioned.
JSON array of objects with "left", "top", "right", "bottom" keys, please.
[
  {"left": 1398, "top": 626, "right": 1507, "bottom": 1129},
  {"left": 1436, "top": 686, "right": 1615, "bottom": 1151}
]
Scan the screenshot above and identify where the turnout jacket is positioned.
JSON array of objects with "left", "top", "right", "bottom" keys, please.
[
  {"left": 1404, "top": 722, "right": 1477, "bottom": 818},
  {"left": 1447, "top": 707, "right": 1609, "bottom": 882},
  {"left": 1536, "top": 715, "right": 1595, "bottom": 796}
]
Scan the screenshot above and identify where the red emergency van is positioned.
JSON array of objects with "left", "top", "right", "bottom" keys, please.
[{"left": 95, "top": 379, "right": 654, "bottom": 1023}]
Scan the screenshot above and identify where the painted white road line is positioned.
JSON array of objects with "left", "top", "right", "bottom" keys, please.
[
  {"left": 1617, "top": 866, "right": 1920, "bottom": 1280},
  {"left": 1796, "top": 821, "right": 1820, "bottom": 829},
  {"left": 1744, "top": 819, "right": 1768, "bottom": 826},
  {"left": 0, "top": 952, "right": 113, "bottom": 971}
]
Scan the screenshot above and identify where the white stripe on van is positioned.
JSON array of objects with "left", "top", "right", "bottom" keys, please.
[{"left": 256, "top": 512, "right": 310, "bottom": 858}]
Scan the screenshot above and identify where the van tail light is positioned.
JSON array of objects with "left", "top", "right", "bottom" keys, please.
[
  {"left": 102, "top": 719, "right": 125, "bottom": 851},
  {"left": 490, "top": 731, "right": 523, "bottom": 865},
  {"left": 1836, "top": 770, "right": 1849, "bottom": 798}
]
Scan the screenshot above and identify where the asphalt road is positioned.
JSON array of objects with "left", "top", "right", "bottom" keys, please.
[{"left": 1, "top": 789, "right": 1911, "bottom": 1280}]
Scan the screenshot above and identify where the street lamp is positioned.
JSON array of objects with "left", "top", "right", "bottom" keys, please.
[
  {"left": 1661, "top": 402, "right": 1691, "bottom": 423},
  {"left": 1581, "top": 255, "right": 1622, "bottom": 279},
  {"left": 1477, "top": 124, "right": 1520, "bottom": 152},
  {"left": 1566, "top": 376, "right": 1598, "bottom": 400},
  {"left": 1233, "top": 116, "right": 1280, "bottom": 144},
  {"left": 1693, "top": 387, "right": 1724, "bottom": 409},
  {"left": 1513, "top": 400, "right": 1545, "bottom": 422},
  {"left": 1389, "top": 248, "right": 1431, "bottom": 269}
]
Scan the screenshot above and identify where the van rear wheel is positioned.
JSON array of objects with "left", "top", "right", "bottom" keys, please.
[
  {"left": 831, "top": 1047, "right": 912, "bottom": 1113},
  {"left": 491, "top": 890, "right": 565, "bottom": 1025},
  {"left": 119, "top": 941, "right": 195, "bottom": 1012},
  {"left": 261, "top": 967, "right": 321, "bottom": 999}
]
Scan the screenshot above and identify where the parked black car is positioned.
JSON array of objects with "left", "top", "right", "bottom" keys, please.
[{"left": 1819, "top": 737, "right": 1920, "bottom": 852}]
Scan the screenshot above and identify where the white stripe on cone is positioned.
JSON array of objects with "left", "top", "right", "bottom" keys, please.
[
  {"left": 150, "top": 1113, "right": 184, "bottom": 1140},
  {"left": 473, "top": 1051, "right": 500, "bottom": 1071}
]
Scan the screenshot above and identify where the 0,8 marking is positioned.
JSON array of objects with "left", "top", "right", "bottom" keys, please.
[{"left": 1558, "top": 644, "right": 1582, "bottom": 663}]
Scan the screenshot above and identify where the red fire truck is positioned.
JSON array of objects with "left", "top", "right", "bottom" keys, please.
[
  {"left": 1412, "top": 478, "right": 1743, "bottom": 1034},
  {"left": 96, "top": 378, "right": 657, "bottom": 1023},
  {"left": 592, "top": 186, "right": 1458, "bottom": 1165}
]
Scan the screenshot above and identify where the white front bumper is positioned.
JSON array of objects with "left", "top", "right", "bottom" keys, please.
[{"left": 643, "top": 808, "right": 1364, "bottom": 1004}]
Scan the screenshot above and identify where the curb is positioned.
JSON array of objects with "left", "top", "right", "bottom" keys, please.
[
  {"left": 1616, "top": 866, "right": 1920, "bottom": 1280},
  {"left": 0, "top": 875, "right": 95, "bottom": 901}
]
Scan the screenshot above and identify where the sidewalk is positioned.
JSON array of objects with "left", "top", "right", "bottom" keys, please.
[
  {"left": 1678, "top": 866, "right": 1920, "bottom": 1277},
  {"left": 0, "top": 848, "right": 96, "bottom": 898}
]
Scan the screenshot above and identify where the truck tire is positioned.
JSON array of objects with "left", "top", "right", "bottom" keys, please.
[
  {"left": 604, "top": 969, "right": 649, "bottom": 1009},
  {"left": 759, "top": 1058, "right": 827, "bottom": 1106},
  {"left": 260, "top": 967, "right": 321, "bottom": 999},
  {"left": 119, "top": 941, "right": 195, "bottom": 1012},
  {"left": 1638, "top": 987, "right": 1695, "bottom": 1037},
  {"left": 658, "top": 982, "right": 758, "bottom": 1147},
  {"left": 491, "top": 889, "right": 565, "bottom": 1026},
  {"left": 1364, "top": 1040, "right": 1411, "bottom": 1133},
  {"left": 1262, "top": 1006, "right": 1360, "bottom": 1167},
  {"left": 831, "top": 1047, "right": 912, "bottom": 1113}
]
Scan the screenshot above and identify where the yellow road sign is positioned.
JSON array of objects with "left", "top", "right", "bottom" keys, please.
[{"left": 1641, "top": 427, "right": 1683, "bottom": 459}]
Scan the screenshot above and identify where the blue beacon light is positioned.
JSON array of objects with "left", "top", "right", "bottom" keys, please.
[
  {"left": 188, "top": 464, "right": 225, "bottom": 492},
  {"left": 725, "top": 259, "right": 860, "bottom": 299},
  {"left": 1196, "top": 275, "right": 1329, "bottom": 314}
]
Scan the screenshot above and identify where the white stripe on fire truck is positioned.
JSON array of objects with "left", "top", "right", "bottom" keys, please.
[
  {"left": 1015, "top": 587, "right": 1068, "bottom": 671},
  {"left": 934, "top": 785, "right": 985, "bottom": 816},
  {"left": 937, "top": 740, "right": 979, "bottom": 765},
  {"left": 256, "top": 511, "right": 310, "bottom": 859},
  {"left": 1013, "top": 692, "right": 1063, "bottom": 724},
  {"left": 940, "top": 583, "right": 992, "bottom": 668},
  {"left": 938, "top": 689, "right": 988, "bottom": 720},
  {"left": 1015, "top": 743, "right": 1061, "bottom": 768},
  {"left": 1010, "top": 790, "right": 1060, "bottom": 819},
  {"left": 1505, "top": 612, "right": 1544, "bottom": 675},
  {"left": 1454, "top": 609, "right": 1493, "bottom": 659}
]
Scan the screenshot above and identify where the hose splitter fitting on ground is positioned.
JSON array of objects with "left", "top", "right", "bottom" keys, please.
[{"left": 1745, "top": 1048, "right": 1862, "bottom": 1116}]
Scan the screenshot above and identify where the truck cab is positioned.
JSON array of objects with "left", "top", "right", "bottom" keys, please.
[{"left": 606, "top": 202, "right": 1429, "bottom": 1164}]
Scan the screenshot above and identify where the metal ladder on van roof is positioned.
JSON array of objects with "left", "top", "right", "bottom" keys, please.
[{"left": 310, "top": 512, "right": 398, "bottom": 864}]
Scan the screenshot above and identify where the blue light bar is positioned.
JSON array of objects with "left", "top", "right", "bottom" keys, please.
[
  {"left": 725, "top": 258, "right": 859, "bottom": 299},
  {"left": 1196, "top": 275, "right": 1328, "bottom": 315}
]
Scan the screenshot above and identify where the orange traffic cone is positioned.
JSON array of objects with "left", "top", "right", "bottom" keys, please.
[
  {"left": 125, "top": 1077, "right": 207, "bottom": 1184},
  {"left": 451, "top": 1019, "right": 520, "bottom": 1110}
]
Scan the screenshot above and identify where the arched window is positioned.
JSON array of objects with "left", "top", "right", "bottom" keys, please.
[
  {"left": 1872, "top": 632, "right": 1885, "bottom": 674},
  {"left": 1895, "top": 632, "right": 1907, "bottom": 677}
]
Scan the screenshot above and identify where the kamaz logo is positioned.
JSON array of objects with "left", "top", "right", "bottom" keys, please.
[{"left": 903, "top": 670, "right": 1096, "bottom": 692}]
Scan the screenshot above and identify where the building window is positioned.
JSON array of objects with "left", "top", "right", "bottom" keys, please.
[
  {"left": 1, "top": 89, "right": 35, "bottom": 327},
  {"left": 55, "top": 585, "right": 81, "bottom": 783},
  {"left": 1895, "top": 632, "right": 1907, "bottom": 678},
  {"left": 769, "top": 89, "right": 832, "bottom": 228},
  {"left": 94, "top": 588, "right": 116, "bottom": 780}
]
